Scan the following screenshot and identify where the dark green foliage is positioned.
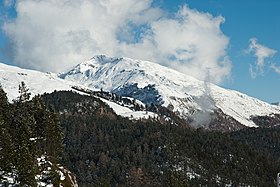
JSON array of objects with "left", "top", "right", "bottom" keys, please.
[
  {"left": 1, "top": 85, "right": 279, "bottom": 186},
  {"left": 11, "top": 82, "right": 37, "bottom": 186},
  {"left": 0, "top": 85, "right": 14, "bottom": 176},
  {"left": 230, "top": 126, "right": 280, "bottom": 160},
  {"left": 251, "top": 114, "right": 280, "bottom": 127},
  {"left": 0, "top": 82, "right": 63, "bottom": 186},
  {"left": 0, "top": 120, "right": 14, "bottom": 175},
  {"left": 17, "top": 81, "right": 31, "bottom": 102},
  {"left": 30, "top": 96, "right": 63, "bottom": 161},
  {"left": 42, "top": 91, "right": 280, "bottom": 187},
  {"left": 48, "top": 167, "right": 61, "bottom": 187}
]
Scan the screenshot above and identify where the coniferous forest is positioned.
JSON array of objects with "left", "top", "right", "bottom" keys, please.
[
  {"left": 1, "top": 85, "right": 280, "bottom": 186},
  {"left": 0, "top": 83, "right": 64, "bottom": 186},
  {"left": 42, "top": 91, "right": 280, "bottom": 187}
]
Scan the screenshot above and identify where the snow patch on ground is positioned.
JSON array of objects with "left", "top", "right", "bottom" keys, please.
[{"left": 99, "top": 97, "right": 157, "bottom": 120}]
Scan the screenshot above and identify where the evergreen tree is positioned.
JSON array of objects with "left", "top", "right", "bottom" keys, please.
[
  {"left": 0, "top": 120, "right": 15, "bottom": 176},
  {"left": 0, "top": 83, "right": 65, "bottom": 186},
  {"left": 30, "top": 96, "right": 48, "bottom": 155},
  {"left": 16, "top": 81, "right": 31, "bottom": 103},
  {"left": 46, "top": 107, "right": 63, "bottom": 162},
  {"left": 11, "top": 82, "right": 37, "bottom": 186},
  {"left": 31, "top": 95, "right": 63, "bottom": 161},
  {"left": 0, "top": 84, "right": 10, "bottom": 122},
  {"left": 0, "top": 85, "right": 15, "bottom": 178}
]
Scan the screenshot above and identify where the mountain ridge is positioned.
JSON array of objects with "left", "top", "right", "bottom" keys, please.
[
  {"left": 59, "top": 55, "right": 280, "bottom": 128},
  {"left": 1, "top": 55, "right": 280, "bottom": 129}
]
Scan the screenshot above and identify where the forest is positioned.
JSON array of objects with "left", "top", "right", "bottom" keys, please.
[
  {"left": 0, "top": 83, "right": 69, "bottom": 186},
  {"left": 42, "top": 90, "right": 280, "bottom": 186},
  {"left": 1, "top": 84, "right": 280, "bottom": 186}
]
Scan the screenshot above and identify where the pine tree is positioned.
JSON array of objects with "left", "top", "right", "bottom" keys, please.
[
  {"left": 0, "top": 120, "right": 15, "bottom": 176},
  {"left": 31, "top": 96, "right": 49, "bottom": 155},
  {"left": 0, "top": 84, "right": 15, "bottom": 177},
  {"left": 0, "top": 84, "right": 10, "bottom": 122},
  {"left": 46, "top": 107, "right": 63, "bottom": 162},
  {"left": 1, "top": 83, "right": 65, "bottom": 186},
  {"left": 17, "top": 81, "right": 31, "bottom": 103},
  {"left": 11, "top": 82, "right": 37, "bottom": 186}
]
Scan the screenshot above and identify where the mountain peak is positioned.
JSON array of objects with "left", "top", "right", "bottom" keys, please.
[
  {"left": 90, "top": 54, "right": 123, "bottom": 64},
  {"left": 1, "top": 55, "right": 280, "bottom": 130},
  {"left": 59, "top": 55, "right": 126, "bottom": 78},
  {"left": 59, "top": 55, "right": 280, "bottom": 128}
]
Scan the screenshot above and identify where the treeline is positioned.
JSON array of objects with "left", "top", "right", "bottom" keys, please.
[
  {"left": 72, "top": 86, "right": 190, "bottom": 127},
  {"left": 42, "top": 91, "right": 280, "bottom": 187},
  {"left": 0, "top": 82, "right": 63, "bottom": 186},
  {"left": 72, "top": 86, "right": 145, "bottom": 112}
]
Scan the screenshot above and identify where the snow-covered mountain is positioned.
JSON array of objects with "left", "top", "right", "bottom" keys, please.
[
  {"left": 0, "top": 62, "right": 77, "bottom": 101},
  {"left": 1, "top": 56, "right": 280, "bottom": 130},
  {"left": 0, "top": 61, "right": 156, "bottom": 120},
  {"left": 59, "top": 55, "right": 280, "bottom": 128}
]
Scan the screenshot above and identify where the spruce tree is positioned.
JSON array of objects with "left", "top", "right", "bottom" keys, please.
[
  {"left": 30, "top": 95, "right": 63, "bottom": 162},
  {"left": 31, "top": 96, "right": 49, "bottom": 155},
  {"left": 0, "top": 120, "right": 15, "bottom": 177},
  {"left": 0, "top": 85, "right": 15, "bottom": 177},
  {"left": 0, "top": 84, "right": 10, "bottom": 122},
  {"left": 46, "top": 107, "right": 63, "bottom": 162},
  {"left": 12, "top": 82, "right": 37, "bottom": 186},
  {"left": 1, "top": 83, "right": 65, "bottom": 186}
]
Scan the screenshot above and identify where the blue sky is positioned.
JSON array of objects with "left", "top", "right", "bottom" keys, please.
[
  {"left": 160, "top": 0, "right": 280, "bottom": 103},
  {"left": 0, "top": 0, "right": 280, "bottom": 103}
]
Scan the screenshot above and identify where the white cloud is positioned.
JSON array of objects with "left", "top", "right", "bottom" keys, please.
[
  {"left": 271, "top": 64, "right": 280, "bottom": 74},
  {"left": 2, "top": 0, "right": 231, "bottom": 84},
  {"left": 247, "top": 38, "right": 277, "bottom": 78},
  {"left": 148, "top": 5, "right": 231, "bottom": 84}
]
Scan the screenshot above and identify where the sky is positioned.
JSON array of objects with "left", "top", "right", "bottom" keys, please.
[{"left": 0, "top": 0, "right": 279, "bottom": 103}]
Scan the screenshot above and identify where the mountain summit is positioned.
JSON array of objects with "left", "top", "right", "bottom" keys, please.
[
  {"left": 1, "top": 55, "right": 279, "bottom": 130},
  {"left": 59, "top": 55, "right": 280, "bottom": 129}
]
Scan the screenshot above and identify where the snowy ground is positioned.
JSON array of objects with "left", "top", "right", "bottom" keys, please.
[{"left": 99, "top": 97, "right": 158, "bottom": 120}]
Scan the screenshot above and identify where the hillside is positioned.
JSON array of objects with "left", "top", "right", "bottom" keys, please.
[
  {"left": 41, "top": 91, "right": 280, "bottom": 186},
  {"left": 0, "top": 84, "right": 78, "bottom": 186},
  {"left": 0, "top": 62, "right": 158, "bottom": 122},
  {"left": 0, "top": 62, "right": 77, "bottom": 101},
  {"left": 1, "top": 82, "right": 280, "bottom": 186},
  {"left": 1, "top": 56, "right": 280, "bottom": 131},
  {"left": 59, "top": 55, "right": 280, "bottom": 129}
]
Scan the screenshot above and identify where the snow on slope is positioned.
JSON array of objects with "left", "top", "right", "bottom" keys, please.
[
  {"left": 60, "top": 55, "right": 280, "bottom": 127},
  {"left": 0, "top": 62, "right": 76, "bottom": 101},
  {"left": 99, "top": 97, "right": 157, "bottom": 120},
  {"left": 0, "top": 62, "right": 156, "bottom": 120},
  {"left": 1, "top": 155, "right": 78, "bottom": 186}
]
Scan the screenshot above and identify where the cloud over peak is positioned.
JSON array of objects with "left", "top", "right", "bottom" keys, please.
[
  {"left": 2, "top": 0, "right": 231, "bottom": 84},
  {"left": 247, "top": 38, "right": 277, "bottom": 78}
]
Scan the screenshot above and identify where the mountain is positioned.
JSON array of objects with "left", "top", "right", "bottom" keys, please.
[
  {"left": 1, "top": 59, "right": 280, "bottom": 186},
  {"left": 59, "top": 55, "right": 280, "bottom": 129},
  {"left": 1, "top": 55, "right": 280, "bottom": 130},
  {"left": 0, "top": 62, "right": 157, "bottom": 121},
  {"left": 0, "top": 62, "right": 76, "bottom": 101},
  {"left": 41, "top": 90, "right": 280, "bottom": 186}
]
